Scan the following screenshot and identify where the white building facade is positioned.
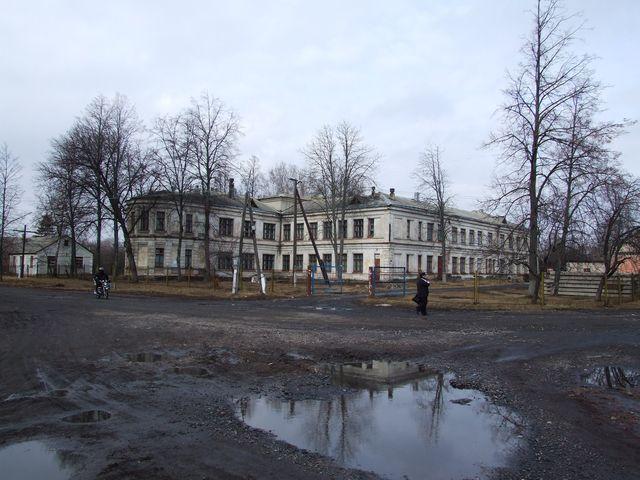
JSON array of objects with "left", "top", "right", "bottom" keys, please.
[
  {"left": 126, "top": 186, "right": 526, "bottom": 281},
  {"left": 9, "top": 236, "right": 94, "bottom": 277}
]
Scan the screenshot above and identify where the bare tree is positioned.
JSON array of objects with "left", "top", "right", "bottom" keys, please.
[
  {"left": 74, "top": 95, "right": 111, "bottom": 272},
  {"left": 414, "top": 145, "right": 453, "bottom": 282},
  {"left": 0, "top": 143, "right": 23, "bottom": 280},
  {"left": 241, "top": 155, "right": 265, "bottom": 294},
  {"left": 38, "top": 134, "right": 93, "bottom": 276},
  {"left": 265, "top": 162, "right": 310, "bottom": 196},
  {"left": 187, "top": 92, "right": 240, "bottom": 280},
  {"left": 547, "top": 86, "right": 628, "bottom": 293},
  {"left": 304, "top": 122, "right": 377, "bottom": 280},
  {"left": 151, "top": 113, "right": 196, "bottom": 280},
  {"left": 486, "top": 0, "right": 594, "bottom": 302},
  {"left": 586, "top": 173, "right": 640, "bottom": 301}
]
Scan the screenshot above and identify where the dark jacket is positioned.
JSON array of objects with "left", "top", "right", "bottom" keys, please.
[
  {"left": 94, "top": 271, "right": 109, "bottom": 283},
  {"left": 416, "top": 278, "right": 430, "bottom": 299}
]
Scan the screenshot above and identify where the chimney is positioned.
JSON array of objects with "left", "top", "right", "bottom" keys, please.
[
  {"left": 389, "top": 188, "right": 395, "bottom": 199},
  {"left": 371, "top": 186, "right": 376, "bottom": 197},
  {"left": 228, "top": 178, "right": 235, "bottom": 198},
  {"left": 414, "top": 192, "right": 420, "bottom": 202}
]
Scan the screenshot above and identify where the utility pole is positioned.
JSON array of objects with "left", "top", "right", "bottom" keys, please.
[
  {"left": 20, "top": 224, "right": 26, "bottom": 278},
  {"left": 290, "top": 178, "right": 298, "bottom": 286}
]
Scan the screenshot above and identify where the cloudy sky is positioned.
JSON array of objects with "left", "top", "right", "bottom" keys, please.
[{"left": 2, "top": 0, "right": 638, "bottom": 220}]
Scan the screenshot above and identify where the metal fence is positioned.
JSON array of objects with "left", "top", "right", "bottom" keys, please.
[
  {"left": 310, "top": 264, "right": 344, "bottom": 295},
  {"left": 368, "top": 266, "right": 407, "bottom": 297}
]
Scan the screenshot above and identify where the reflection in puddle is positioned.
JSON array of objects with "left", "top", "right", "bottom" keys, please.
[
  {"left": 236, "top": 362, "right": 523, "bottom": 480},
  {"left": 127, "top": 352, "right": 163, "bottom": 362},
  {"left": 0, "top": 441, "right": 72, "bottom": 480},
  {"left": 582, "top": 366, "right": 638, "bottom": 390}
]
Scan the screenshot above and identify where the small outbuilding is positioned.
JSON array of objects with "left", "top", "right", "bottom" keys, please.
[{"left": 9, "top": 236, "right": 94, "bottom": 277}]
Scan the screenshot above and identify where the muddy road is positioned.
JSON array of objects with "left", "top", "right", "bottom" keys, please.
[{"left": 0, "top": 285, "right": 639, "bottom": 480}]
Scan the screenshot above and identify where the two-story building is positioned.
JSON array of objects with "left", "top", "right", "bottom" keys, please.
[{"left": 126, "top": 182, "right": 526, "bottom": 281}]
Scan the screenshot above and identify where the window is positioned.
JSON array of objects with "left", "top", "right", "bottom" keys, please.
[
  {"left": 283, "top": 224, "right": 291, "bottom": 241},
  {"left": 460, "top": 228, "right": 466, "bottom": 244},
  {"left": 262, "top": 254, "right": 274, "bottom": 270},
  {"left": 478, "top": 231, "right": 483, "bottom": 246},
  {"left": 516, "top": 237, "right": 521, "bottom": 250},
  {"left": 500, "top": 234, "right": 505, "bottom": 247},
  {"left": 406, "top": 220, "right": 411, "bottom": 239},
  {"left": 140, "top": 209, "right": 149, "bottom": 231},
  {"left": 263, "top": 223, "right": 276, "bottom": 240},
  {"left": 338, "top": 220, "right": 347, "bottom": 239},
  {"left": 294, "top": 254, "right": 303, "bottom": 271},
  {"left": 469, "top": 230, "right": 475, "bottom": 245},
  {"left": 417, "top": 254, "right": 422, "bottom": 271},
  {"left": 508, "top": 236, "right": 513, "bottom": 250},
  {"left": 282, "top": 254, "right": 290, "bottom": 271},
  {"left": 339, "top": 254, "right": 347, "bottom": 272},
  {"left": 185, "top": 214, "right": 193, "bottom": 234},
  {"left": 353, "top": 219, "right": 364, "bottom": 238},
  {"left": 155, "top": 211, "right": 165, "bottom": 232},
  {"left": 452, "top": 227, "right": 458, "bottom": 243},
  {"left": 406, "top": 254, "right": 412, "bottom": 273},
  {"left": 295, "top": 223, "right": 304, "bottom": 240},
  {"left": 353, "top": 253, "right": 363, "bottom": 273},
  {"left": 155, "top": 248, "right": 164, "bottom": 268},
  {"left": 477, "top": 258, "right": 483, "bottom": 273},
  {"left": 460, "top": 257, "right": 466, "bottom": 274},
  {"left": 243, "top": 220, "right": 255, "bottom": 238},
  {"left": 309, "top": 254, "right": 317, "bottom": 265},
  {"left": 242, "top": 253, "right": 254, "bottom": 270},
  {"left": 427, "top": 255, "right": 433, "bottom": 274},
  {"left": 185, "top": 249, "right": 192, "bottom": 268},
  {"left": 323, "top": 221, "right": 332, "bottom": 240},
  {"left": 427, "top": 223, "right": 434, "bottom": 241},
  {"left": 219, "top": 218, "right": 234, "bottom": 237},
  {"left": 452, "top": 257, "right": 458, "bottom": 274},
  {"left": 488, "top": 232, "right": 493, "bottom": 245},
  {"left": 64, "top": 239, "right": 69, "bottom": 246},
  {"left": 367, "top": 218, "right": 375, "bottom": 238},
  {"left": 323, "top": 253, "right": 332, "bottom": 271},
  {"left": 437, "top": 224, "right": 443, "bottom": 241},
  {"left": 418, "top": 221, "right": 423, "bottom": 240},
  {"left": 218, "top": 253, "right": 233, "bottom": 270},
  {"left": 309, "top": 222, "right": 318, "bottom": 240},
  {"left": 469, "top": 257, "right": 475, "bottom": 273},
  {"left": 75, "top": 257, "right": 84, "bottom": 270}
]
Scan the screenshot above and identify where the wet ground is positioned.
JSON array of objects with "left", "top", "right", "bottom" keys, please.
[{"left": 0, "top": 285, "right": 639, "bottom": 479}]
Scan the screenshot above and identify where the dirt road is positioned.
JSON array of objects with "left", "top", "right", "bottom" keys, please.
[{"left": 0, "top": 285, "right": 638, "bottom": 479}]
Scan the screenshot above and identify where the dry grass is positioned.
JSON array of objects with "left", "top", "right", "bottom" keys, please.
[
  {"left": 365, "top": 285, "right": 640, "bottom": 311},
  {"left": 3, "top": 276, "right": 638, "bottom": 310},
  {"left": 0, "top": 276, "right": 312, "bottom": 300}
]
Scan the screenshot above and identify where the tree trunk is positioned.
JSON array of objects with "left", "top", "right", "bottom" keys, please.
[
  {"left": 96, "top": 199, "right": 102, "bottom": 272},
  {"left": 112, "top": 217, "right": 119, "bottom": 277},
  {"left": 203, "top": 194, "right": 211, "bottom": 281},
  {"left": 70, "top": 225, "right": 77, "bottom": 277},
  {"left": 176, "top": 211, "right": 183, "bottom": 281},
  {"left": 248, "top": 199, "right": 264, "bottom": 294}
]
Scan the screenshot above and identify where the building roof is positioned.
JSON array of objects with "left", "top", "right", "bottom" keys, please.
[
  {"left": 9, "top": 236, "right": 93, "bottom": 255},
  {"left": 132, "top": 190, "right": 513, "bottom": 227}
]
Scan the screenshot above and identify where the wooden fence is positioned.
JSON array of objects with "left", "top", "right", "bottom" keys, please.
[{"left": 544, "top": 272, "right": 639, "bottom": 300}]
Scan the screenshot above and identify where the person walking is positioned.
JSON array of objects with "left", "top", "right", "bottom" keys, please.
[{"left": 414, "top": 272, "right": 430, "bottom": 316}]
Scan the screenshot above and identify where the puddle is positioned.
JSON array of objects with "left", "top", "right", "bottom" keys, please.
[
  {"left": 62, "top": 410, "right": 111, "bottom": 423},
  {"left": 582, "top": 366, "right": 638, "bottom": 390},
  {"left": 287, "top": 352, "right": 314, "bottom": 361},
  {"left": 236, "top": 361, "right": 523, "bottom": 480},
  {"left": 127, "top": 352, "right": 163, "bottom": 362},
  {"left": 0, "top": 440, "right": 72, "bottom": 480}
]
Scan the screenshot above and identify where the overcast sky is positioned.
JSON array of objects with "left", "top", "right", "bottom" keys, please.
[{"left": 2, "top": 0, "right": 638, "bottom": 222}]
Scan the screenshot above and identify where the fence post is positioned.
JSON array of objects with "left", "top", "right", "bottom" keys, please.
[
  {"left": 617, "top": 275, "right": 622, "bottom": 304},
  {"left": 368, "top": 267, "right": 375, "bottom": 297},
  {"left": 604, "top": 277, "right": 609, "bottom": 307},
  {"left": 165, "top": 267, "right": 168, "bottom": 285},
  {"left": 402, "top": 268, "right": 407, "bottom": 297},
  {"left": 306, "top": 267, "right": 312, "bottom": 296},
  {"left": 270, "top": 269, "right": 275, "bottom": 293},
  {"left": 540, "top": 271, "right": 545, "bottom": 306},
  {"left": 473, "top": 271, "right": 479, "bottom": 305}
]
